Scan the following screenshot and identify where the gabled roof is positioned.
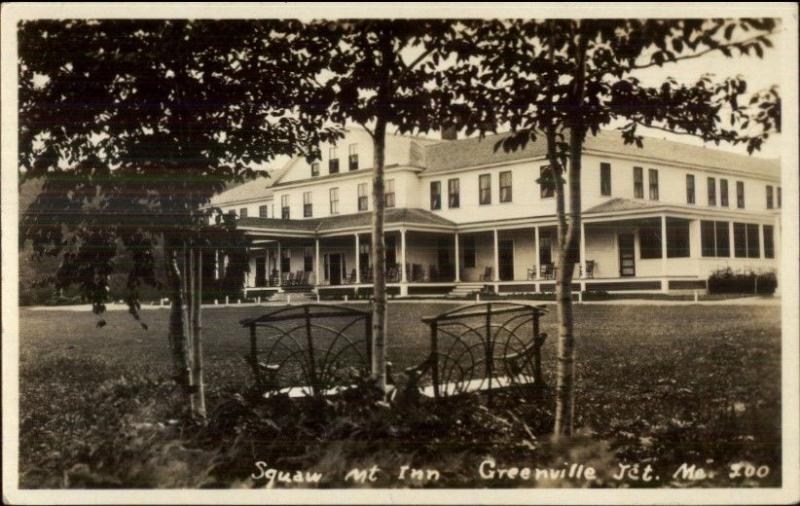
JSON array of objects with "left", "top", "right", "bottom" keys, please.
[
  {"left": 209, "top": 173, "right": 274, "bottom": 206},
  {"left": 421, "top": 129, "right": 780, "bottom": 179},
  {"left": 235, "top": 207, "right": 455, "bottom": 236}
]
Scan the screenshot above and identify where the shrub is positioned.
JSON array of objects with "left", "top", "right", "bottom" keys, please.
[{"left": 708, "top": 268, "right": 777, "bottom": 295}]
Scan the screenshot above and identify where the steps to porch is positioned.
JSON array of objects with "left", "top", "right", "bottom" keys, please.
[{"left": 447, "top": 282, "right": 487, "bottom": 298}]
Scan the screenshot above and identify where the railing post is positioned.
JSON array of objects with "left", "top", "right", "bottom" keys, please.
[
  {"left": 304, "top": 305, "right": 318, "bottom": 396},
  {"left": 485, "top": 303, "right": 493, "bottom": 406},
  {"left": 431, "top": 320, "right": 440, "bottom": 399}
]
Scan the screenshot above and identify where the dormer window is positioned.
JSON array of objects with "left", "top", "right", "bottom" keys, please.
[
  {"left": 329, "top": 146, "right": 339, "bottom": 174},
  {"left": 349, "top": 143, "right": 359, "bottom": 171}
]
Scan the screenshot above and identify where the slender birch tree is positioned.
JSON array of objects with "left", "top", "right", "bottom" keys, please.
[
  {"left": 306, "top": 20, "right": 460, "bottom": 391},
  {"left": 18, "top": 19, "right": 337, "bottom": 416},
  {"left": 447, "top": 18, "right": 780, "bottom": 436}
]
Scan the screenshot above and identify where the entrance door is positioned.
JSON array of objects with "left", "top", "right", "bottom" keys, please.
[
  {"left": 255, "top": 257, "right": 266, "bottom": 287},
  {"left": 618, "top": 233, "right": 636, "bottom": 277},
  {"left": 329, "top": 253, "right": 342, "bottom": 286},
  {"left": 499, "top": 239, "right": 515, "bottom": 281}
]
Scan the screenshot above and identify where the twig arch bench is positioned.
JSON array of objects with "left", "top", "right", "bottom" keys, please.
[
  {"left": 403, "top": 302, "right": 548, "bottom": 404},
  {"left": 240, "top": 304, "right": 378, "bottom": 399}
]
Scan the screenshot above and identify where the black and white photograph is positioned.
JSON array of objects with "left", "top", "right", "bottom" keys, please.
[{"left": 1, "top": 3, "right": 798, "bottom": 504}]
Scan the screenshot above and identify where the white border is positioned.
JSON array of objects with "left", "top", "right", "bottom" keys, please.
[{"left": 2, "top": 3, "right": 798, "bottom": 505}]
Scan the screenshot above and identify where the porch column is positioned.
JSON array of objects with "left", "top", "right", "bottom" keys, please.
[
  {"left": 579, "top": 221, "right": 587, "bottom": 279},
  {"left": 276, "top": 241, "right": 282, "bottom": 290},
  {"left": 533, "top": 226, "right": 540, "bottom": 280},
  {"left": 314, "top": 238, "right": 321, "bottom": 286},
  {"left": 660, "top": 215, "right": 668, "bottom": 292},
  {"left": 759, "top": 224, "right": 766, "bottom": 260},
  {"left": 400, "top": 229, "right": 407, "bottom": 283},
  {"left": 493, "top": 229, "right": 500, "bottom": 284},
  {"left": 354, "top": 233, "right": 361, "bottom": 284},
  {"left": 454, "top": 233, "right": 460, "bottom": 282},
  {"left": 214, "top": 249, "right": 221, "bottom": 280}
]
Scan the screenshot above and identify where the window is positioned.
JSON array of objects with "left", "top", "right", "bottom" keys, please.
[
  {"left": 766, "top": 185, "right": 774, "bottom": 209},
  {"left": 239, "top": 207, "right": 248, "bottom": 218},
  {"left": 259, "top": 205, "right": 268, "bottom": 218},
  {"left": 303, "top": 191, "right": 313, "bottom": 217},
  {"left": 648, "top": 169, "right": 659, "bottom": 200},
  {"left": 633, "top": 166, "right": 644, "bottom": 199},
  {"left": 666, "top": 218, "right": 690, "bottom": 258},
  {"left": 281, "top": 195, "right": 290, "bottom": 219},
  {"left": 328, "top": 146, "right": 339, "bottom": 174},
  {"left": 733, "top": 223, "right": 746, "bottom": 258},
  {"left": 386, "top": 236, "right": 397, "bottom": 267},
  {"left": 479, "top": 174, "right": 491, "bottom": 205},
  {"left": 280, "top": 248, "right": 291, "bottom": 273},
  {"left": 639, "top": 219, "right": 662, "bottom": 259},
  {"left": 385, "top": 179, "right": 395, "bottom": 208},
  {"left": 746, "top": 223, "right": 759, "bottom": 257},
  {"left": 500, "top": 171, "right": 512, "bottom": 202},
  {"left": 304, "top": 247, "right": 313, "bottom": 272},
  {"left": 329, "top": 188, "right": 339, "bottom": 215},
  {"left": 737, "top": 181, "right": 745, "bottom": 209},
  {"left": 763, "top": 225, "right": 774, "bottom": 258},
  {"left": 600, "top": 162, "right": 611, "bottom": 196},
  {"left": 701, "top": 220, "right": 730, "bottom": 257},
  {"left": 348, "top": 143, "right": 358, "bottom": 171},
  {"left": 463, "top": 237, "right": 476, "bottom": 268},
  {"left": 733, "top": 223, "right": 760, "bottom": 258},
  {"left": 357, "top": 183, "right": 368, "bottom": 211},
  {"left": 777, "top": 187, "right": 782, "bottom": 208},
  {"left": 448, "top": 178, "right": 460, "bottom": 208},
  {"left": 311, "top": 161, "right": 320, "bottom": 178},
  {"left": 707, "top": 177, "right": 716, "bottom": 206},
  {"left": 430, "top": 181, "right": 441, "bottom": 210},
  {"left": 686, "top": 174, "right": 695, "bottom": 204},
  {"left": 720, "top": 179, "right": 729, "bottom": 207},
  {"left": 540, "top": 166, "right": 554, "bottom": 198}
]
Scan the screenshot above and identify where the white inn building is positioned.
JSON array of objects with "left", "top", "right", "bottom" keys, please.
[{"left": 210, "top": 127, "right": 782, "bottom": 297}]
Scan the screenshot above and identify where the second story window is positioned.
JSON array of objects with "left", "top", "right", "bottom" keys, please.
[
  {"left": 633, "top": 166, "right": 644, "bottom": 199},
  {"left": 430, "top": 181, "right": 441, "bottom": 210},
  {"left": 303, "top": 191, "right": 313, "bottom": 217},
  {"left": 720, "top": 179, "right": 729, "bottom": 207},
  {"left": 311, "top": 161, "right": 320, "bottom": 178},
  {"left": 348, "top": 144, "right": 359, "bottom": 171},
  {"left": 479, "top": 174, "right": 491, "bottom": 205},
  {"left": 500, "top": 171, "right": 513, "bottom": 202},
  {"left": 648, "top": 168, "right": 659, "bottom": 200},
  {"left": 540, "top": 165, "right": 554, "bottom": 198},
  {"left": 259, "top": 205, "right": 268, "bottom": 218},
  {"left": 385, "top": 179, "right": 395, "bottom": 208},
  {"left": 686, "top": 174, "right": 695, "bottom": 204},
  {"left": 281, "top": 195, "right": 290, "bottom": 220},
  {"left": 239, "top": 207, "right": 248, "bottom": 218},
  {"left": 600, "top": 162, "right": 611, "bottom": 196},
  {"left": 357, "top": 183, "right": 368, "bottom": 211},
  {"left": 736, "top": 181, "right": 745, "bottom": 208},
  {"left": 329, "top": 146, "right": 339, "bottom": 174},
  {"left": 777, "top": 186, "right": 782, "bottom": 208},
  {"left": 329, "top": 187, "right": 339, "bottom": 215},
  {"left": 448, "top": 178, "right": 460, "bottom": 208},
  {"left": 707, "top": 177, "right": 716, "bottom": 206},
  {"left": 766, "top": 185, "right": 774, "bottom": 209}
]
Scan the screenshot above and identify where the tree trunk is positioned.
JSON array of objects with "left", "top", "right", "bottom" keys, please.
[
  {"left": 370, "top": 117, "right": 388, "bottom": 392},
  {"left": 553, "top": 24, "right": 588, "bottom": 437},
  {"left": 166, "top": 246, "right": 193, "bottom": 410}
]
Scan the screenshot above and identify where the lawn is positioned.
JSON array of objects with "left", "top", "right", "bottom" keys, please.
[{"left": 18, "top": 302, "right": 781, "bottom": 488}]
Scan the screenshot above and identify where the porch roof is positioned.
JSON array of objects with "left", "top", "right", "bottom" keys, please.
[
  {"left": 584, "top": 198, "right": 661, "bottom": 214},
  {"left": 236, "top": 207, "right": 456, "bottom": 237}
]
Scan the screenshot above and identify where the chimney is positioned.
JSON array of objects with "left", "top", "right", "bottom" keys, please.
[{"left": 441, "top": 125, "right": 457, "bottom": 141}]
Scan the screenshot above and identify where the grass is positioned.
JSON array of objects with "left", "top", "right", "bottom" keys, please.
[{"left": 18, "top": 302, "right": 781, "bottom": 488}]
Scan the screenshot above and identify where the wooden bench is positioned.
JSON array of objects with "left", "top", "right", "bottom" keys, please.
[
  {"left": 240, "top": 304, "right": 380, "bottom": 400},
  {"left": 403, "top": 302, "right": 547, "bottom": 404}
]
